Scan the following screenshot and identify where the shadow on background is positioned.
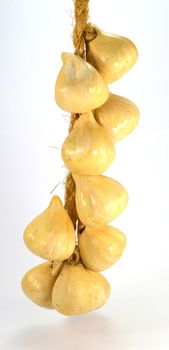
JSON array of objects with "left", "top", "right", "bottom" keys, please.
[
  {"left": 6, "top": 313, "right": 133, "bottom": 350},
  {"left": 5, "top": 296, "right": 169, "bottom": 350}
]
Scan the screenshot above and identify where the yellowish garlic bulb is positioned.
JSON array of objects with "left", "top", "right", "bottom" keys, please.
[
  {"left": 52, "top": 262, "right": 110, "bottom": 315},
  {"left": 95, "top": 93, "right": 140, "bottom": 142},
  {"left": 61, "top": 112, "right": 115, "bottom": 175},
  {"left": 24, "top": 196, "right": 76, "bottom": 261},
  {"left": 79, "top": 225, "right": 126, "bottom": 271},
  {"left": 55, "top": 52, "right": 109, "bottom": 113},
  {"left": 73, "top": 174, "right": 128, "bottom": 226},
  {"left": 21, "top": 262, "right": 63, "bottom": 309},
  {"left": 86, "top": 24, "right": 138, "bottom": 83}
]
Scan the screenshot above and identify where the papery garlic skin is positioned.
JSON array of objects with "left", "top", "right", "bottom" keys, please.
[
  {"left": 79, "top": 225, "right": 126, "bottom": 271},
  {"left": 61, "top": 112, "right": 115, "bottom": 175},
  {"left": 55, "top": 53, "right": 109, "bottom": 113},
  {"left": 24, "top": 196, "right": 76, "bottom": 261},
  {"left": 86, "top": 24, "right": 138, "bottom": 83},
  {"left": 52, "top": 262, "right": 110, "bottom": 315},
  {"left": 73, "top": 174, "right": 128, "bottom": 227},
  {"left": 95, "top": 93, "right": 140, "bottom": 142},
  {"left": 22, "top": 262, "right": 62, "bottom": 309}
]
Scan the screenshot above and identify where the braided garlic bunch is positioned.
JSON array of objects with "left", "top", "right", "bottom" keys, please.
[{"left": 22, "top": 25, "right": 139, "bottom": 316}]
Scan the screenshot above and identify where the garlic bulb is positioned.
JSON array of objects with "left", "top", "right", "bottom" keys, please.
[
  {"left": 61, "top": 112, "right": 115, "bottom": 175},
  {"left": 52, "top": 262, "right": 110, "bottom": 315},
  {"left": 79, "top": 225, "right": 126, "bottom": 271},
  {"left": 55, "top": 53, "right": 109, "bottom": 113},
  {"left": 86, "top": 24, "right": 138, "bottom": 83},
  {"left": 95, "top": 93, "right": 140, "bottom": 142},
  {"left": 24, "top": 196, "right": 76, "bottom": 261},
  {"left": 21, "top": 262, "right": 63, "bottom": 309},
  {"left": 73, "top": 174, "right": 128, "bottom": 226}
]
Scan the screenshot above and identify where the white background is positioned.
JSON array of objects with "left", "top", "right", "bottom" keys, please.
[{"left": 0, "top": 0, "right": 169, "bottom": 349}]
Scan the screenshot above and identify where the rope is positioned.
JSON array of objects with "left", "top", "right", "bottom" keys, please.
[
  {"left": 73, "top": 0, "right": 89, "bottom": 58},
  {"left": 64, "top": 0, "right": 96, "bottom": 230}
]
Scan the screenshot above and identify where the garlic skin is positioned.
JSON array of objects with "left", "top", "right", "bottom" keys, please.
[
  {"left": 61, "top": 112, "right": 115, "bottom": 175},
  {"left": 86, "top": 24, "right": 138, "bottom": 83},
  {"left": 55, "top": 53, "right": 109, "bottom": 113},
  {"left": 52, "top": 262, "right": 110, "bottom": 315},
  {"left": 95, "top": 93, "right": 140, "bottom": 142},
  {"left": 79, "top": 226, "right": 126, "bottom": 271},
  {"left": 73, "top": 174, "right": 128, "bottom": 226},
  {"left": 24, "top": 196, "right": 76, "bottom": 261},
  {"left": 21, "top": 262, "right": 63, "bottom": 309}
]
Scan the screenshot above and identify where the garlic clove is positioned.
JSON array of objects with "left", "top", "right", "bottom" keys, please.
[
  {"left": 24, "top": 196, "right": 76, "bottom": 261},
  {"left": 21, "top": 261, "right": 63, "bottom": 309},
  {"left": 86, "top": 24, "right": 138, "bottom": 83},
  {"left": 79, "top": 225, "right": 126, "bottom": 271},
  {"left": 52, "top": 262, "right": 110, "bottom": 315},
  {"left": 61, "top": 111, "right": 115, "bottom": 175},
  {"left": 73, "top": 174, "right": 128, "bottom": 226},
  {"left": 55, "top": 52, "right": 109, "bottom": 113},
  {"left": 95, "top": 93, "right": 140, "bottom": 142}
]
